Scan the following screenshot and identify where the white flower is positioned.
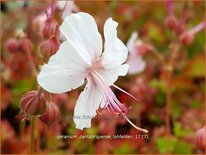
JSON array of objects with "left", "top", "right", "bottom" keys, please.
[
  {"left": 37, "top": 12, "right": 147, "bottom": 133},
  {"left": 126, "top": 32, "right": 146, "bottom": 74}
]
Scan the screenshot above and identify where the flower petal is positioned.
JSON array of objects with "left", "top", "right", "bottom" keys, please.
[
  {"left": 127, "top": 55, "right": 146, "bottom": 74},
  {"left": 37, "top": 41, "right": 87, "bottom": 93},
  {"left": 60, "top": 12, "right": 102, "bottom": 64},
  {"left": 126, "top": 32, "right": 138, "bottom": 53},
  {"left": 101, "top": 18, "right": 128, "bottom": 69},
  {"left": 73, "top": 77, "right": 104, "bottom": 130},
  {"left": 98, "top": 64, "right": 129, "bottom": 86}
]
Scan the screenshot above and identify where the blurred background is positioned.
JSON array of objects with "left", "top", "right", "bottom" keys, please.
[{"left": 1, "top": 0, "right": 205, "bottom": 154}]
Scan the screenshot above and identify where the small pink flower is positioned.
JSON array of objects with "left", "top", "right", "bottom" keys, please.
[
  {"left": 38, "top": 12, "right": 147, "bottom": 133},
  {"left": 126, "top": 32, "right": 146, "bottom": 74},
  {"left": 179, "top": 21, "right": 205, "bottom": 45}
]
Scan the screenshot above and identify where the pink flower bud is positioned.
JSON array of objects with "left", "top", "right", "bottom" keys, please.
[
  {"left": 164, "top": 15, "right": 177, "bottom": 30},
  {"left": 40, "top": 102, "right": 60, "bottom": 127},
  {"left": 19, "top": 38, "right": 33, "bottom": 53},
  {"left": 40, "top": 36, "right": 60, "bottom": 59},
  {"left": 42, "top": 18, "right": 59, "bottom": 39},
  {"left": 195, "top": 127, "right": 205, "bottom": 151},
  {"left": 175, "top": 21, "right": 186, "bottom": 35},
  {"left": 5, "top": 38, "right": 19, "bottom": 53},
  {"left": 137, "top": 44, "right": 151, "bottom": 56},
  {"left": 179, "top": 31, "right": 194, "bottom": 45},
  {"left": 20, "top": 90, "right": 46, "bottom": 117}
]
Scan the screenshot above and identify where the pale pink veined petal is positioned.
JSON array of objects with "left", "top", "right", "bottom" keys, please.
[
  {"left": 127, "top": 54, "right": 146, "bottom": 74},
  {"left": 126, "top": 32, "right": 138, "bottom": 53},
  {"left": 98, "top": 64, "right": 129, "bottom": 86},
  {"left": 101, "top": 18, "right": 128, "bottom": 69},
  {"left": 73, "top": 77, "right": 104, "bottom": 130},
  {"left": 37, "top": 41, "right": 88, "bottom": 93},
  {"left": 60, "top": 12, "right": 102, "bottom": 65}
]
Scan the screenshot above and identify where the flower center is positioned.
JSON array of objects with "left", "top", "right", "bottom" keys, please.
[{"left": 89, "top": 69, "right": 148, "bottom": 133}]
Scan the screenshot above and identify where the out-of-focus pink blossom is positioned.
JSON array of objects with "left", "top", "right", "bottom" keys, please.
[
  {"left": 19, "top": 38, "right": 33, "bottom": 54},
  {"left": 179, "top": 21, "right": 205, "bottom": 45},
  {"left": 195, "top": 127, "right": 205, "bottom": 151},
  {"left": 126, "top": 32, "right": 146, "bottom": 74},
  {"left": 165, "top": 0, "right": 177, "bottom": 30},
  {"left": 5, "top": 38, "right": 19, "bottom": 53}
]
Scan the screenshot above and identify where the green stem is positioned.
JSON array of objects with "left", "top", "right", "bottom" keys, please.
[
  {"left": 20, "top": 120, "right": 26, "bottom": 141},
  {"left": 30, "top": 116, "right": 35, "bottom": 154},
  {"left": 165, "top": 68, "right": 172, "bottom": 136}
]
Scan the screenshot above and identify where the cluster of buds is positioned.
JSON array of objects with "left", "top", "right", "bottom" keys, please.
[
  {"left": 16, "top": 2, "right": 61, "bottom": 126},
  {"left": 164, "top": 0, "right": 205, "bottom": 45},
  {"left": 17, "top": 87, "right": 60, "bottom": 127},
  {"left": 5, "top": 30, "right": 33, "bottom": 54},
  {"left": 38, "top": 2, "right": 60, "bottom": 60}
]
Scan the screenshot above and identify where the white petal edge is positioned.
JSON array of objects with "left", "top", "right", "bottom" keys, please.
[
  {"left": 127, "top": 55, "right": 146, "bottom": 74},
  {"left": 37, "top": 41, "right": 88, "bottom": 93},
  {"left": 126, "top": 32, "right": 138, "bottom": 53},
  {"left": 60, "top": 12, "right": 102, "bottom": 65},
  {"left": 73, "top": 77, "right": 104, "bottom": 130},
  {"left": 101, "top": 18, "right": 128, "bottom": 69},
  {"left": 98, "top": 64, "right": 129, "bottom": 86}
]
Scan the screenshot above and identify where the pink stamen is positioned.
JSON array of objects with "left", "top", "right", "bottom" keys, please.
[
  {"left": 90, "top": 70, "right": 148, "bottom": 133},
  {"left": 112, "top": 84, "right": 143, "bottom": 104}
]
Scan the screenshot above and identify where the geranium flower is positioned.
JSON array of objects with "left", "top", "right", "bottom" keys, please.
[
  {"left": 37, "top": 12, "right": 147, "bottom": 133},
  {"left": 126, "top": 32, "right": 146, "bottom": 74}
]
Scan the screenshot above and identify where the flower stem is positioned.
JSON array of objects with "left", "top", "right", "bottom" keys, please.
[
  {"left": 165, "top": 67, "right": 172, "bottom": 136},
  {"left": 19, "top": 119, "right": 26, "bottom": 141},
  {"left": 30, "top": 116, "right": 35, "bottom": 154}
]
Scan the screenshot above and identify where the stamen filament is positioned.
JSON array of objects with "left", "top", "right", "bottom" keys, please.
[{"left": 90, "top": 69, "right": 148, "bottom": 133}]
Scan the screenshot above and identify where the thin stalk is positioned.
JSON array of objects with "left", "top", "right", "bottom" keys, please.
[
  {"left": 30, "top": 116, "right": 35, "bottom": 154},
  {"left": 165, "top": 68, "right": 172, "bottom": 136},
  {"left": 19, "top": 119, "right": 26, "bottom": 141}
]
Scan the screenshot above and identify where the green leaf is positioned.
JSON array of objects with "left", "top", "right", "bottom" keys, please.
[
  {"left": 113, "top": 143, "right": 135, "bottom": 154},
  {"left": 172, "top": 141, "right": 193, "bottom": 154}
]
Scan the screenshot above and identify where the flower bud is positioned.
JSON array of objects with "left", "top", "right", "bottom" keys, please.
[
  {"left": 175, "top": 22, "right": 186, "bottom": 35},
  {"left": 42, "top": 17, "right": 59, "bottom": 39},
  {"left": 164, "top": 15, "right": 177, "bottom": 30},
  {"left": 136, "top": 44, "right": 150, "bottom": 56},
  {"left": 40, "top": 36, "right": 60, "bottom": 59},
  {"left": 40, "top": 102, "right": 60, "bottom": 127},
  {"left": 20, "top": 90, "right": 46, "bottom": 117},
  {"left": 195, "top": 127, "right": 205, "bottom": 151},
  {"left": 5, "top": 38, "right": 19, "bottom": 53},
  {"left": 19, "top": 38, "right": 33, "bottom": 53},
  {"left": 179, "top": 31, "right": 194, "bottom": 45},
  {"left": 32, "top": 14, "right": 47, "bottom": 32}
]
